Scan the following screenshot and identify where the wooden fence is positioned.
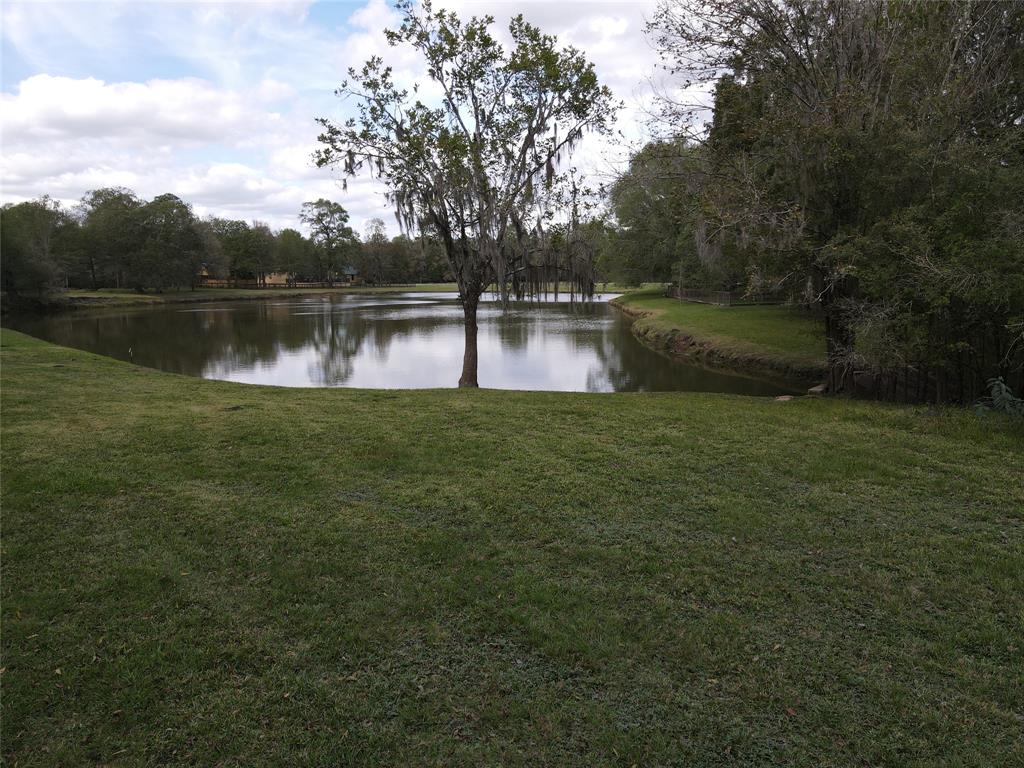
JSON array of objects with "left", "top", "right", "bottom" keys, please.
[
  {"left": 196, "top": 278, "right": 356, "bottom": 289},
  {"left": 667, "top": 286, "right": 785, "bottom": 306}
]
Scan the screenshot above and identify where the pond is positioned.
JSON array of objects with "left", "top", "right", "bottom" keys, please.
[{"left": 5, "top": 292, "right": 798, "bottom": 395}]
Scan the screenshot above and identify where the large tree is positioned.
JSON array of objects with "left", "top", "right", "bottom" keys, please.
[
  {"left": 315, "top": 0, "right": 617, "bottom": 386},
  {"left": 0, "top": 197, "right": 71, "bottom": 297},
  {"left": 77, "top": 187, "right": 143, "bottom": 289},
  {"left": 604, "top": 140, "right": 711, "bottom": 287},
  {"left": 206, "top": 218, "right": 274, "bottom": 283},
  {"left": 130, "top": 194, "right": 207, "bottom": 291},
  {"left": 243, "top": 221, "right": 276, "bottom": 286},
  {"left": 299, "top": 199, "right": 359, "bottom": 283},
  {"left": 650, "top": 0, "right": 1024, "bottom": 400},
  {"left": 275, "top": 228, "right": 315, "bottom": 279},
  {"left": 361, "top": 217, "right": 390, "bottom": 284},
  {"left": 207, "top": 217, "right": 251, "bottom": 278}
]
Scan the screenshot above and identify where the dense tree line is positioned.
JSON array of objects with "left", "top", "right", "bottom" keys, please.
[
  {"left": 609, "top": 0, "right": 1023, "bottom": 401},
  {"left": 599, "top": 140, "right": 712, "bottom": 288},
  {"left": 1, "top": 190, "right": 453, "bottom": 299}
]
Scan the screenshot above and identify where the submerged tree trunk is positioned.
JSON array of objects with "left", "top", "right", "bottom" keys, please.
[{"left": 459, "top": 292, "right": 480, "bottom": 388}]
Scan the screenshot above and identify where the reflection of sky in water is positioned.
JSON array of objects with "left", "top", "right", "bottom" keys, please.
[
  {"left": 6, "top": 292, "right": 798, "bottom": 395},
  {"left": 213, "top": 322, "right": 606, "bottom": 390}
]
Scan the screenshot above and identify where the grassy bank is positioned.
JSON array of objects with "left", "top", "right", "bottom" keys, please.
[
  {"left": 2, "top": 330, "right": 1022, "bottom": 766},
  {"left": 613, "top": 292, "right": 827, "bottom": 386}
]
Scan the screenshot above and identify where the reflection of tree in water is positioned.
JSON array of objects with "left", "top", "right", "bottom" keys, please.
[
  {"left": 11, "top": 297, "right": 464, "bottom": 387},
  {"left": 305, "top": 300, "right": 463, "bottom": 385},
  {"left": 490, "top": 305, "right": 533, "bottom": 351},
  {"left": 9, "top": 307, "right": 281, "bottom": 378},
  {"left": 582, "top": 306, "right": 695, "bottom": 392},
  {"left": 585, "top": 319, "right": 641, "bottom": 393},
  {"left": 305, "top": 308, "right": 366, "bottom": 385},
  {"left": 195, "top": 303, "right": 324, "bottom": 378},
  {"left": 213, "top": 303, "right": 314, "bottom": 373},
  {"left": 491, "top": 300, "right": 605, "bottom": 354},
  {"left": 585, "top": 311, "right": 795, "bottom": 395},
  {"left": 503, "top": 302, "right": 610, "bottom": 390},
  {"left": 6, "top": 296, "right": 791, "bottom": 394}
]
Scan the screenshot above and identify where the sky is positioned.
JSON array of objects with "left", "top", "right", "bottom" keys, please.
[{"left": 0, "top": 0, "right": 683, "bottom": 236}]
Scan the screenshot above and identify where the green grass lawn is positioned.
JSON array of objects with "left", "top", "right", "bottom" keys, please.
[
  {"left": 615, "top": 292, "right": 826, "bottom": 368},
  {"left": 2, "top": 329, "right": 1021, "bottom": 766}
]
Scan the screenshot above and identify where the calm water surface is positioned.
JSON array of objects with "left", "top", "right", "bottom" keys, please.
[{"left": 5, "top": 292, "right": 797, "bottom": 395}]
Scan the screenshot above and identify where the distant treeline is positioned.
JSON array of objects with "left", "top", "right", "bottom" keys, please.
[
  {"left": 0, "top": 189, "right": 453, "bottom": 296},
  {"left": 1, "top": 185, "right": 642, "bottom": 298}
]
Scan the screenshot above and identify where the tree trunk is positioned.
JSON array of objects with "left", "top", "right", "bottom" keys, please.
[
  {"left": 824, "top": 303, "right": 855, "bottom": 394},
  {"left": 820, "top": 274, "right": 857, "bottom": 395},
  {"left": 459, "top": 294, "right": 480, "bottom": 388}
]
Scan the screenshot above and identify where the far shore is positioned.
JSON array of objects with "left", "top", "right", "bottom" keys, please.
[{"left": 3, "top": 282, "right": 661, "bottom": 313}]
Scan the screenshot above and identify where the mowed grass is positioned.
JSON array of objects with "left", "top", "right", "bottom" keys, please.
[
  {"left": 616, "top": 292, "right": 826, "bottom": 368},
  {"left": 2, "top": 329, "right": 1022, "bottom": 767}
]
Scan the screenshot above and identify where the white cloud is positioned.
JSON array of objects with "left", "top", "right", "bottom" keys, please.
[
  {"left": 1, "top": 75, "right": 285, "bottom": 145},
  {"left": 432, "top": 0, "right": 669, "bottom": 184},
  {"left": 0, "top": 0, "right": 696, "bottom": 234}
]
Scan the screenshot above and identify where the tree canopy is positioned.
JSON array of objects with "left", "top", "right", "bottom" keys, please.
[
  {"left": 643, "top": 0, "right": 1024, "bottom": 400},
  {"left": 299, "top": 199, "right": 360, "bottom": 284},
  {"left": 0, "top": 197, "right": 72, "bottom": 297}
]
